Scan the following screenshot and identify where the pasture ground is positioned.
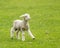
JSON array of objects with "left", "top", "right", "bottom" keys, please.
[{"left": 0, "top": 0, "right": 60, "bottom": 48}]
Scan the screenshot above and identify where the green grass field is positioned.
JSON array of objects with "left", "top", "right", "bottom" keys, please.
[{"left": 0, "top": 0, "right": 60, "bottom": 48}]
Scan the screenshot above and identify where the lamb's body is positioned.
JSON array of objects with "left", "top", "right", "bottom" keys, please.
[
  {"left": 13, "top": 20, "right": 29, "bottom": 31},
  {"left": 10, "top": 13, "right": 35, "bottom": 41}
]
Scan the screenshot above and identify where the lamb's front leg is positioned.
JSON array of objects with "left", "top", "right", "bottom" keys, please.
[
  {"left": 21, "top": 28, "right": 25, "bottom": 41},
  {"left": 22, "top": 31, "right": 25, "bottom": 41},
  {"left": 28, "top": 29, "right": 35, "bottom": 39}
]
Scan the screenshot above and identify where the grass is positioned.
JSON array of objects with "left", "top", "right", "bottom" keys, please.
[{"left": 0, "top": 0, "right": 60, "bottom": 48}]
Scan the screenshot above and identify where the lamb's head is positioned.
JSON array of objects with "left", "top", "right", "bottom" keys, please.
[{"left": 20, "top": 13, "right": 30, "bottom": 21}]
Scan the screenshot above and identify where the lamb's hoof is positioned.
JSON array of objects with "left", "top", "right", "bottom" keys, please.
[
  {"left": 33, "top": 38, "right": 35, "bottom": 40},
  {"left": 11, "top": 38, "right": 13, "bottom": 40},
  {"left": 22, "top": 39, "right": 25, "bottom": 41}
]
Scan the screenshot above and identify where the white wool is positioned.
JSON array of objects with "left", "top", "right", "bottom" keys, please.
[{"left": 10, "top": 13, "right": 35, "bottom": 41}]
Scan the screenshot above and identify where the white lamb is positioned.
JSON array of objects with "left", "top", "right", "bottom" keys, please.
[{"left": 10, "top": 13, "right": 35, "bottom": 41}]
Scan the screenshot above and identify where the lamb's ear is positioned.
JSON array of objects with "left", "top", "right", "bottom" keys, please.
[{"left": 20, "top": 15, "right": 24, "bottom": 18}]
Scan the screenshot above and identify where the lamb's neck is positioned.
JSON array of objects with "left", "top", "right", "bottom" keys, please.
[{"left": 23, "top": 20, "right": 28, "bottom": 25}]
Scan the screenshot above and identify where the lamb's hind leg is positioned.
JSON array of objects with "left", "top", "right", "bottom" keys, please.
[
  {"left": 10, "top": 27, "right": 15, "bottom": 39},
  {"left": 16, "top": 30, "right": 20, "bottom": 40}
]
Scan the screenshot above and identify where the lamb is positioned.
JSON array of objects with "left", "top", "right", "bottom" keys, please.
[{"left": 10, "top": 13, "right": 35, "bottom": 41}]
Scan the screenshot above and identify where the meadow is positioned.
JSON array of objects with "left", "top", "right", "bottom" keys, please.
[{"left": 0, "top": 0, "right": 60, "bottom": 48}]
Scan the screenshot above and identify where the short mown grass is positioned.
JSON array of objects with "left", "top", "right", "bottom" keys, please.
[{"left": 0, "top": 0, "right": 60, "bottom": 48}]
